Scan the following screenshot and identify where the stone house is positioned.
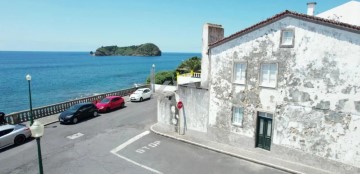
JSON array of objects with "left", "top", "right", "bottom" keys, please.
[{"left": 157, "top": 2, "right": 360, "bottom": 173}]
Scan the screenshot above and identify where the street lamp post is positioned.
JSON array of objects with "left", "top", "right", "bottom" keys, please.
[
  {"left": 152, "top": 64, "right": 155, "bottom": 93},
  {"left": 30, "top": 120, "right": 44, "bottom": 174},
  {"left": 26, "top": 74, "right": 34, "bottom": 125}
]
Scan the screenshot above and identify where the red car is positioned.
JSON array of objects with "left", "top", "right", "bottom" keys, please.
[{"left": 96, "top": 96, "right": 125, "bottom": 112}]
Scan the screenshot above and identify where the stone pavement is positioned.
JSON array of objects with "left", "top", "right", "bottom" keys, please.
[{"left": 150, "top": 123, "right": 332, "bottom": 174}]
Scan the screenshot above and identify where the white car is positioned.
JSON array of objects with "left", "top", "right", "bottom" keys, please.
[
  {"left": 0, "top": 124, "right": 32, "bottom": 149},
  {"left": 130, "top": 88, "right": 152, "bottom": 102}
]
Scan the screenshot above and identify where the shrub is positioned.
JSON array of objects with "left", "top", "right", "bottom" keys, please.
[
  {"left": 176, "top": 56, "right": 201, "bottom": 74},
  {"left": 146, "top": 71, "right": 176, "bottom": 85}
]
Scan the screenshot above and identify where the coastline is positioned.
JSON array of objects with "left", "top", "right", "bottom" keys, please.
[{"left": 0, "top": 52, "right": 200, "bottom": 114}]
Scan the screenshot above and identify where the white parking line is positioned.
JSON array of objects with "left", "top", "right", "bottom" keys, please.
[
  {"left": 66, "top": 133, "right": 84, "bottom": 139},
  {"left": 111, "top": 152, "right": 162, "bottom": 174},
  {"left": 111, "top": 131, "right": 150, "bottom": 153},
  {"left": 110, "top": 131, "right": 163, "bottom": 174}
]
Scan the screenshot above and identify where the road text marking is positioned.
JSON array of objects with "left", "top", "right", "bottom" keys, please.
[
  {"left": 66, "top": 133, "right": 84, "bottom": 140},
  {"left": 136, "top": 141, "right": 161, "bottom": 154},
  {"left": 110, "top": 131, "right": 162, "bottom": 174}
]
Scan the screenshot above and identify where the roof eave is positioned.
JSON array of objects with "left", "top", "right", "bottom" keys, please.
[{"left": 209, "top": 10, "right": 360, "bottom": 49}]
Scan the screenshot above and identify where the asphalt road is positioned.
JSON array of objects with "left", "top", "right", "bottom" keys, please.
[{"left": 0, "top": 96, "right": 288, "bottom": 174}]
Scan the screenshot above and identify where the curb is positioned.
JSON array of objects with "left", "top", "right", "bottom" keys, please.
[
  {"left": 44, "top": 120, "right": 59, "bottom": 126},
  {"left": 150, "top": 124, "right": 303, "bottom": 174}
]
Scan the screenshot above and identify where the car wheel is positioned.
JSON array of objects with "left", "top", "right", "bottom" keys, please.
[
  {"left": 106, "top": 107, "right": 111, "bottom": 112},
  {"left": 72, "top": 117, "right": 78, "bottom": 124},
  {"left": 121, "top": 102, "right": 125, "bottom": 108},
  {"left": 140, "top": 97, "right": 143, "bottom": 102},
  {"left": 14, "top": 135, "right": 26, "bottom": 145},
  {"left": 93, "top": 111, "right": 98, "bottom": 117}
]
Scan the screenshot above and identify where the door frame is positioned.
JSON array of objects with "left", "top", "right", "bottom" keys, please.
[{"left": 255, "top": 111, "right": 274, "bottom": 151}]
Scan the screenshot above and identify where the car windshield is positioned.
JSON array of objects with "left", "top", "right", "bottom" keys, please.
[
  {"left": 100, "top": 98, "right": 110, "bottom": 103},
  {"left": 134, "top": 90, "right": 143, "bottom": 94},
  {"left": 68, "top": 104, "right": 83, "bottom": 112}
]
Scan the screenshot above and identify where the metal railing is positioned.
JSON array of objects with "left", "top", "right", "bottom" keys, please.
[
  {"left": 5, "top": 85, "right": 148, "bottom": 124},
  {"left": 176, "top": 71, "right": 201, "bottom": 78},
  {"left": 192, "top": 72, "right": 201, "bottom": 78}
]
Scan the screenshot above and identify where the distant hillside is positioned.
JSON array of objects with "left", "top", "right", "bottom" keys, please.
[{"left": 94, "top": 43, "right": 161, "bottom": 56}]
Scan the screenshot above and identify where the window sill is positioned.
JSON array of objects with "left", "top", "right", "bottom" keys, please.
[
  {"left": 232, "top": 123, "right": 243, "bottom": 127},
  {"left": 280, "top": 44, "right": 294, "bottom": 48},
  {"left": 232, "top": 82, "right": 246, "bottom": 85},
  {"left": 259, "top": 85, "right": 277, "bottom": 89}
]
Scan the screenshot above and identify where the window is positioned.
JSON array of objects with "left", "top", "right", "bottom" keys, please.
[
  {"left": 79, "top": 106, "right": 86, "bottom": 112},
  {"left": 232, "top": 107, "right": 244, "bottom": 126},
  {"left": 0, "top": 129, "right": 14, "bottom": 137},
  {"left": 233, "top": 63, "right": 246, "bottom": 84},
  {"left": 280, "top": 29, "right": 294, "bottom": 47},
  {"left": 260, "top": 63, "right": 278, "bottom": 88}
]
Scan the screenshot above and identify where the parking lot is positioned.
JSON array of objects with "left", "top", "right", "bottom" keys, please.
[
  {"left": 111, "top": 131, "right": 288, "bottom": 174},
  {"left": 0, "top": 96, "right": 287, "bottom": 174}
]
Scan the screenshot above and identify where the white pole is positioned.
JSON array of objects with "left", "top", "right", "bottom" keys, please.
[{"left": 152, "top": 64, "right": 155, "bottom": 93}]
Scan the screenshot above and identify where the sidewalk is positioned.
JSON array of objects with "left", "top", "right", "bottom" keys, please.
[{"left": 150, "top": 123, "right": 331, "bottom": 174}]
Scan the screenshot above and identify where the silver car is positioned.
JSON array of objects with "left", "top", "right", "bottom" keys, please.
[{"left": 0, "top": 124, "right": 32, "bottom": 149}]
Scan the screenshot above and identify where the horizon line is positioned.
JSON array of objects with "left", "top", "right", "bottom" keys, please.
[{"left": 0, "top": 50, "right": 201, "bottom": 54}]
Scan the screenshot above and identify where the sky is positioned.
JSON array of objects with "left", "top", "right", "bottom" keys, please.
[{"left": 0, "top": 0, "right": 353, "bottom": 52}]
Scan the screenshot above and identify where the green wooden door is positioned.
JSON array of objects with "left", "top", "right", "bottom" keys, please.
[{"left": 256, "top": 113, "right": 273, "bottom": 150}]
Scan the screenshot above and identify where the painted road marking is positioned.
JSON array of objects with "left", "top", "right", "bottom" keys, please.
[
  {"left": 66, "top": 133, "right": 84, "bottom": 139},
  {"left": 136, "top": 141, "right": 161, "bottom": 154},
  {"left": 110, "top": 131, "right": 163, "bottom": 174},
  {"left": 112, "top": 151, "right": 162, "bottom": 174},
  {"left": 111, "top": 131, "right": 150, "bottom": 153}
]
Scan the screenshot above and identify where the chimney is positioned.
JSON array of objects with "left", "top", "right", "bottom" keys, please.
[
  {"left": 307, "top": 2, "right": 316, "bottom": 16},
  {"left": 201, "top": 23, "right": 224, "bottom": 89}
]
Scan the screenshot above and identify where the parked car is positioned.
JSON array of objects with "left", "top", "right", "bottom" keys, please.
[
  {"left": 96, "top": 96, "right": 125, "bottom": 112},
  {"left": 130, "top": 88, "right": 152, "bottom": 102},
  {"left": 0, "top": 124, "right": 31, "bottom": 149},
  {"left": 59, "top": 103, "right": 98, "bottom": 124}
]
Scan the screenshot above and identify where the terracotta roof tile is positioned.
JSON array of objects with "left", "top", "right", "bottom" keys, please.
[{"left": 209, "top": 10, "right": 360, "bottom": 48}]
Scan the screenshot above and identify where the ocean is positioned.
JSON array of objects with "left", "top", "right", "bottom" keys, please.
[{"left": 0, "top": 51, "right": 200, "bottom": 114}]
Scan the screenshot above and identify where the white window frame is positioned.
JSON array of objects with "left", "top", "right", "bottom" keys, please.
[
  {"left": 232, "top": 62, "right": 247, "bottom": 84},
  {"left": 232, "top": 107, "right": 244, "bottom": 127},
  {"left": 259, "top": 63, "right": 278, "bottom": 88},
  {"left": 280, "top": 29, "right": 295, "bottom": 48}
]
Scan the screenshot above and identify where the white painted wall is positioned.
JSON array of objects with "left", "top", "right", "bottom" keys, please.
[
  {"left": 154, "top": 84, "right": 177, "bottom": 92},
  {"left": 177, "top": 76, "right": 201, "bottom": 85},
  {"left": 208, "top": 16, "right": 360, "bottom": 168}
]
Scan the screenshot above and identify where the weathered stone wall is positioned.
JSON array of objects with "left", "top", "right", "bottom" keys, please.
[
  {"left": 208, "top": 16, "right": 360, "bottom": 171},
  {"left": 274, "top": 105, "right": 360, "bottom": 168},
  {"left": 178, "top": 84, "right": 209, "bottom": 132},
  {"left": 157, "top": 92, "right": 177, "bottom": 126},
  {"left": 201, "top": 24, "right": 224, "bottom": 89}
]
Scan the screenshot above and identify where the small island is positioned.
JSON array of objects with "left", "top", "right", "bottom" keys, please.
[{"left": 93, "top": 43, "right": 161, "bottom": 56}]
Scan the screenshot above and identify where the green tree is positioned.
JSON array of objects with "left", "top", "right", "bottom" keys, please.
[
  {"left": 146, "top": 71, "right": 176, "bottom": 85},
  {"left": 176, "top": 56, "right": 201, "bottom": 73}
]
